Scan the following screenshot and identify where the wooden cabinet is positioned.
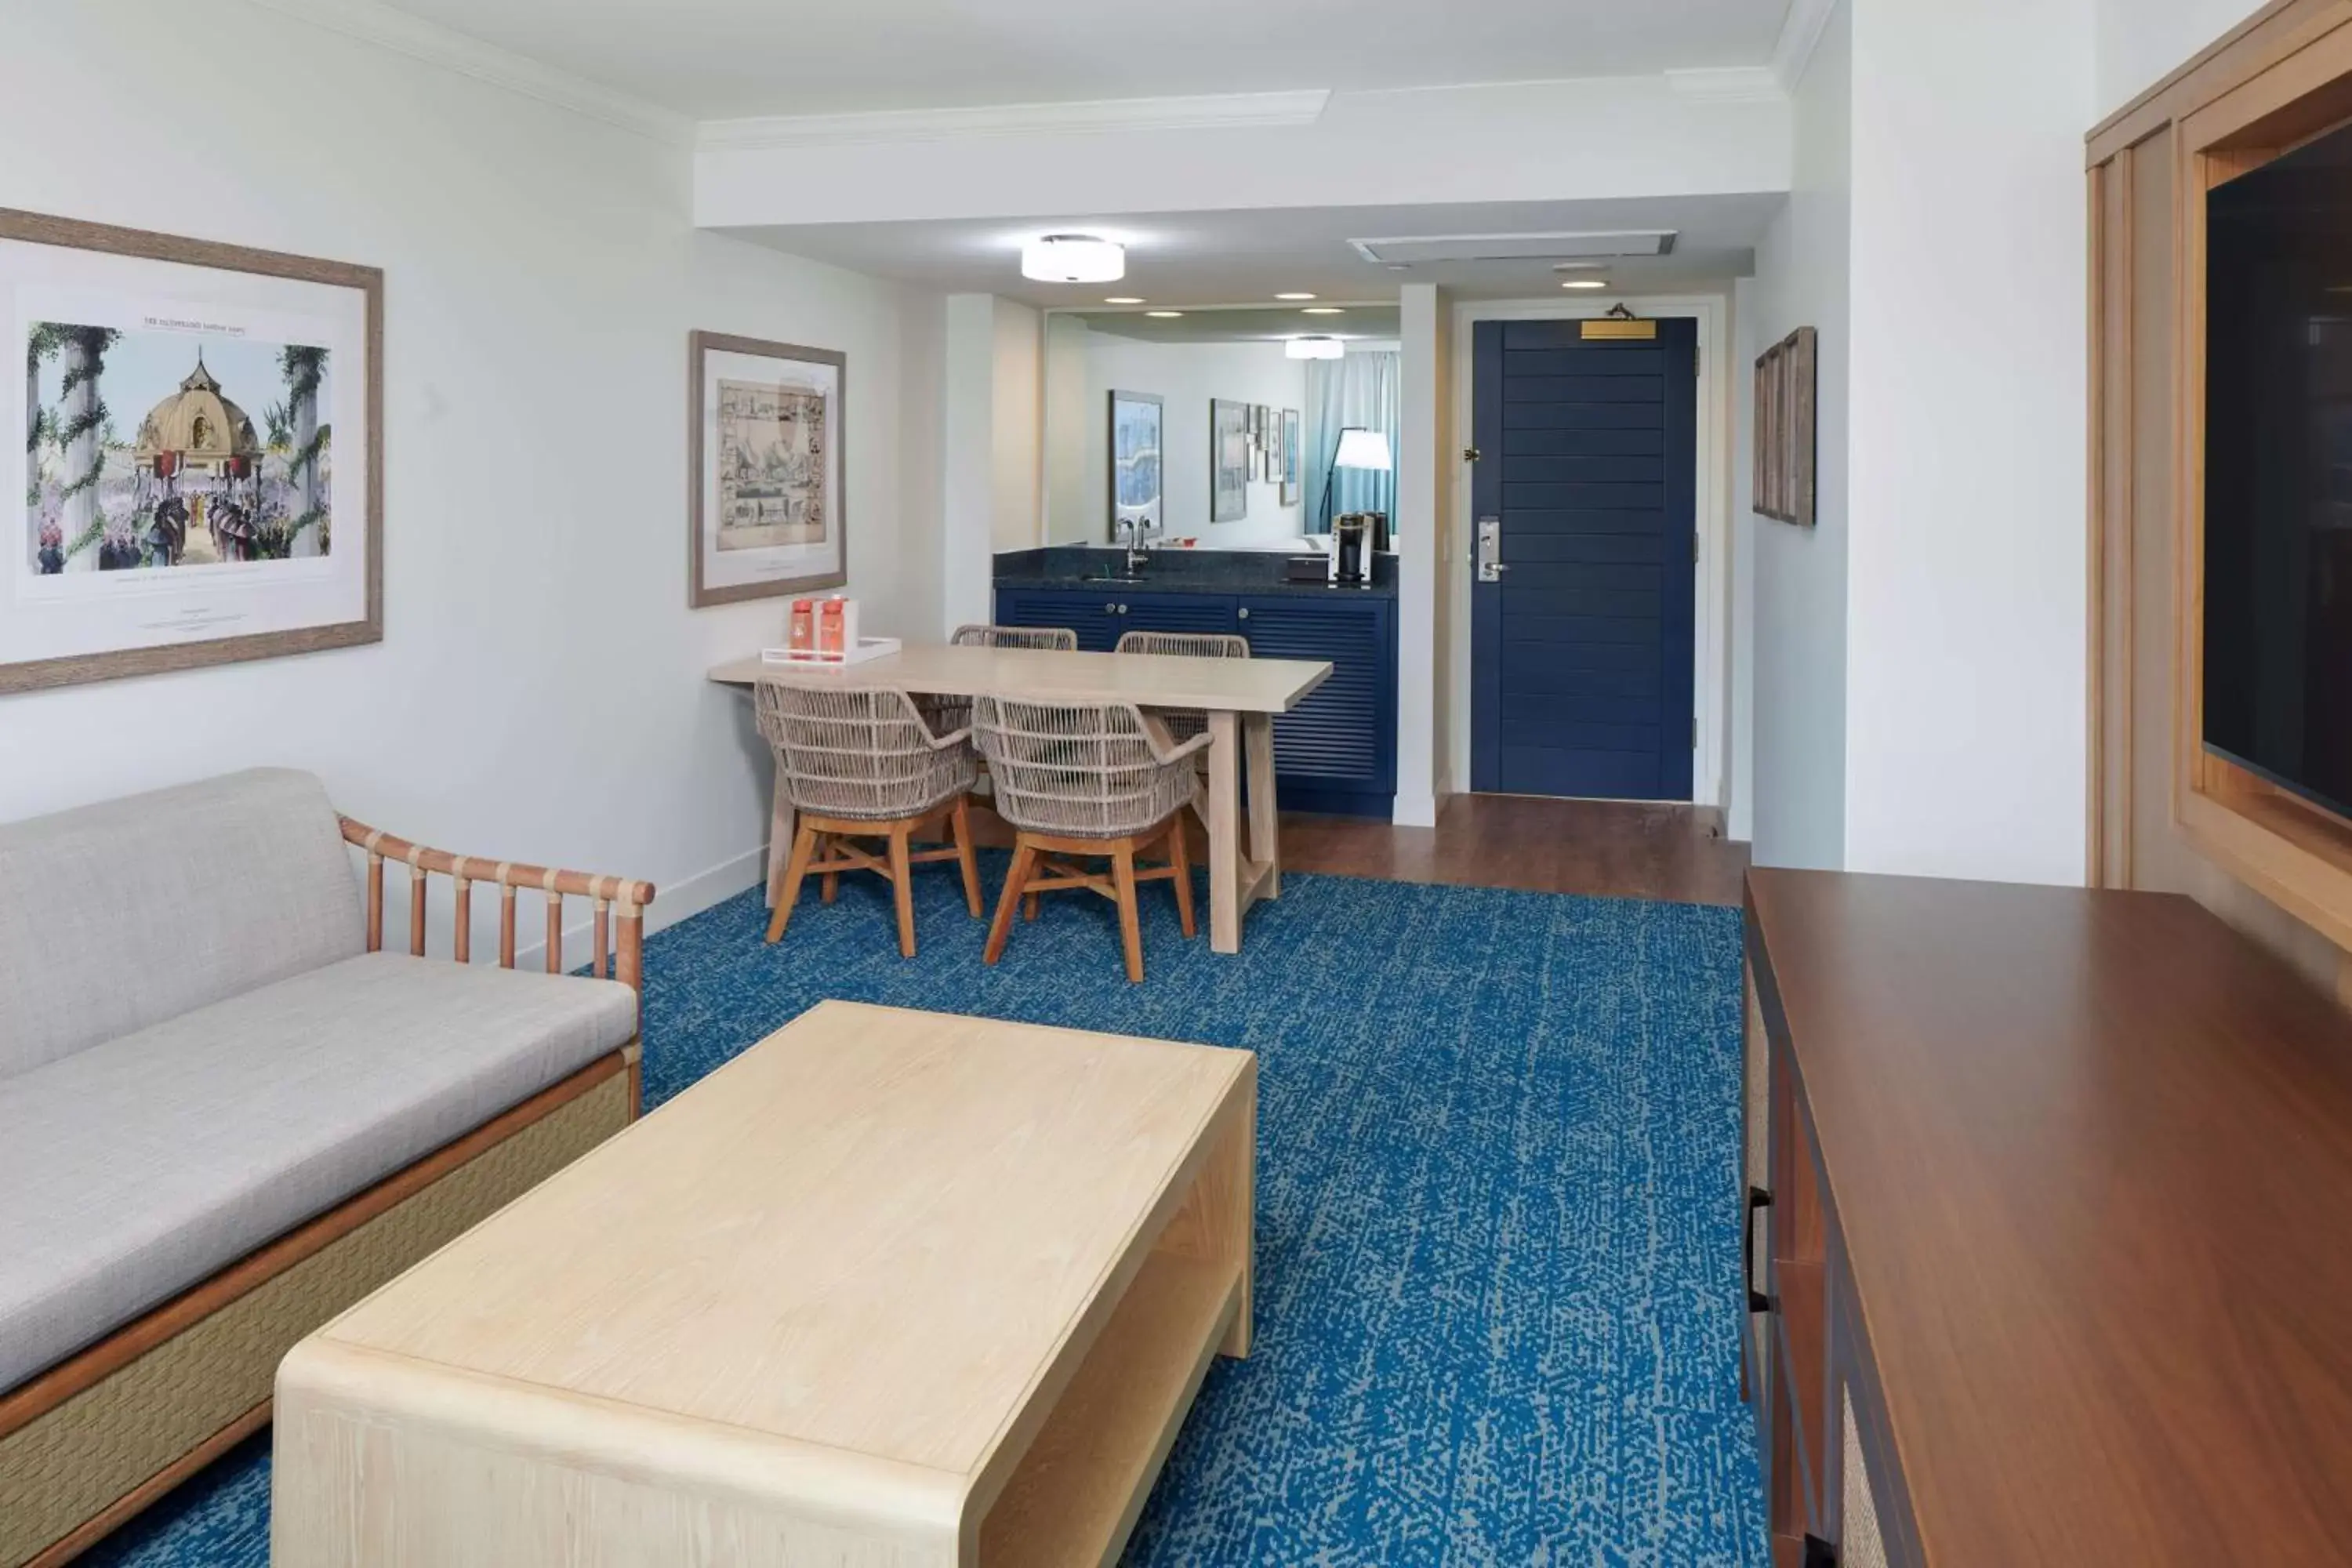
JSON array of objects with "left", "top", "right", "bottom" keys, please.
[
  {"left": 993, "top": 585, "right": 1396, "bottom": 816},
  {"left": 1742, "top": 869, "right": 2352, "bottom": 1566}
]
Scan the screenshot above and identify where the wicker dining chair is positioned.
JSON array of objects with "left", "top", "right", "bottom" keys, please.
[
  {"left": 974, "top": 695, "right": 1208, "bottom": 982},
  {"left": 755, "top": 683, "right": 982, "bottom": 958},
  {"left": 921, "top": 624, "right": 1083, "bottom": 738},
  {"left": 1114, "top": 630, "right": 1250, "bottom": 829},
  {"left": 952, "top": 624, "right": 1079, "bottom": 651},
  {"left": 1113, "top": 629, "right": 1250, "bottom": 741}
]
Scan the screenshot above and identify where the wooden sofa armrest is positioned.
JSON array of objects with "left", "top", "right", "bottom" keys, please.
[{"left": 339, "top": 816, "right": 657, "bottom": 994}]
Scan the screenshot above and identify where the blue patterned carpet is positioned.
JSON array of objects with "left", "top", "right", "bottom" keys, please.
[{"left": 86, "top": 859, "right": 1766, "bottom": 1566}]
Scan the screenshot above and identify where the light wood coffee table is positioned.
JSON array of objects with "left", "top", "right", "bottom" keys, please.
[{"left": 271, "top": 1002, "right": 1255, "bottom": 1566}]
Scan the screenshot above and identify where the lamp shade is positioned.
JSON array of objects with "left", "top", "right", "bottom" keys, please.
[
  {"left": 1020, "top": 234, "right": 1124, "bottom": 283},
  {"left": 1332, "top": 426, "right": 1392, "bottom": 471},
  {"left": 1285, "top": 335, "right": 1345, "bottom": 360}
]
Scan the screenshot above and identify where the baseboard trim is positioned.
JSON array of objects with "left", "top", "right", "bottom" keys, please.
[{"left": 1391, "top": 793, "right": 1439, "bottom": 829}]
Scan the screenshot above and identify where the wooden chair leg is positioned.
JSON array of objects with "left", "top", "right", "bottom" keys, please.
[
  {"left": 887, "top": 824, "right": 917, "bottom": 958},
  {"left": 819, "top": 832, "right": 839, "bottom": 906},
  {"left": 1024, "top": 891, "right": 1040, "bottom": 922},
  {"left": 766, "top": 824, "right": 819, "bottom": 944},
  {"left": 951, "top": 796, "right": 983, "bottom": 918},
  {"left": 1112, "top": 844, "right": 1145, "bottom": 983},
  {"left": 985, "top": 842, "right": 1038, "bottom": 965},
  {"left": 1167, "top": 820, "right": 1196, "bottom": 940}
]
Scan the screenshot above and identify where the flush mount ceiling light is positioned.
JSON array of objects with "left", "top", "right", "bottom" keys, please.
[
  {"left": 1561, "top": 279, "right": 1610, "bottom": 290},
  {"left": 1301, "top": 307, "right": 1345, "bottom": 315},
  {"left": 1103, "top": 296, "right": 1144, "bottom": 305},
  {"left": 1285, "top": 336, "right": 1346, "bottom": 360},
  {"left": 1145, "top": 310, "right": 1185, "bottom": 318},
  {"left": 1021, "top": 234, "right": 1124, "bottom": 284},
  {"left": 1275, "top": 292, "right": 1316, "bottom": 300}
]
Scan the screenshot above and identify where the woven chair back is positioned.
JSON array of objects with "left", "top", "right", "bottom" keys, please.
[
  {"left": 755, "top": 684, "right": 975, "bottom": 821},
  {"left": 973, "top": 695, "right": 1197, "bottom": 838},
  {"left": 1113, "top": 630, "right": 1250, "bottom": 660},
  {"left": 1112, "top": 630, "right": 1251, "bottom": 742},
  {"left": 951, "top": 624, "right": 1080, "bottom": 650}
]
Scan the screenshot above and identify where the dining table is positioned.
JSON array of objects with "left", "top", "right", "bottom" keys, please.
[{"left": 707, "top": 643, "right": 1333, "bottom": 954}]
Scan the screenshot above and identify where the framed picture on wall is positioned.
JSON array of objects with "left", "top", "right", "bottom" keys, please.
[
  {"left": 1, "top": 208, "right": 382, "bottom": 695},
  {"left": 689, "top": 329, "right": 846, "bottom": 608},
  {"left": 1755, "top": 326, "right": 1816, "bottom": 525},
  {"left": 1107, "top": 388, "right": 1163, "bottom": 542},
  {"left": 1279, "top": 408, "right": 1301, "bottom": 507},
  {"left": 1210, "top": 397, "right": 1250, "bottom": 523}
]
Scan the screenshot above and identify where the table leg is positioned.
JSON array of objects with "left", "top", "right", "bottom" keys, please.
[
  {"left": 766, "top": 775, "right": 796, "bottom": 910},
  {"left": 1243, "top": 711, "right": 1280, "bottom": 903},
  {"left": 1208, "top": 710, "right": 1242, "bottom": 954}
]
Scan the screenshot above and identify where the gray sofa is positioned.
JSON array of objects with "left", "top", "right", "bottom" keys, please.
[{"left": 0, "top": 769, "right": 652, "bottom": 1568}]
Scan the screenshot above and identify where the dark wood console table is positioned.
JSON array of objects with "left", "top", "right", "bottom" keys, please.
[{"left": 1743, "top": 869, "right": 2352, "bottom": 1566}]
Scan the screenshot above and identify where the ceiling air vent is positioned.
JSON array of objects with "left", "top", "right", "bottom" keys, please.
[{"left": 1347, "top": 230, "right": 1679, "bottom": 266}]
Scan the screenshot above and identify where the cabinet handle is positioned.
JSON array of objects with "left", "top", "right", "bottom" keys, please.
[
  {"left": 1103, "top": 602, "right": 1116, "bottom": 613},
  {"left": 1117, "top": 604, "right": 1129, "bottom": 614},
  {"left": 1744, "top": 1186, "right": 1773, "bottom": 1315},
  {"left": 1238, "top": 607, "right": 1250, "bottom": 619}
]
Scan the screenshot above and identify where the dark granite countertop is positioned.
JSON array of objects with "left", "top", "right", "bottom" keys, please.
[{"left": 993, "top": 546, "right": 1397, "bottom": 599}]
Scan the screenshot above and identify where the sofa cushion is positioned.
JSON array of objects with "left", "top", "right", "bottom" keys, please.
[
  {"left": 0, "top": 952, "right": 636, "bottom": 1392},
  {"left": 0, "top": 768, "right": 367, "bottom": 1080}
]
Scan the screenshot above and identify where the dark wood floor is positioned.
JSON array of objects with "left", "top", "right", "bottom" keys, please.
[
  {"left": 975, "top": 793, "right": 1748, "bottom": 906},
  {"left": 1281, "top": 794, "right": 1748, "bottom": 906}
]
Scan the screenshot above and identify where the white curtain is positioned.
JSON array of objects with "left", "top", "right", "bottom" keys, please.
[{"left": 1303, "top": 349, "right": 1400, "bottom": 535}]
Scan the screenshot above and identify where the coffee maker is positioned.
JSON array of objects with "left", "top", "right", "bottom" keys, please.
[{"left": 1330, "top": 513, "right": 1377, "bottom": 587}]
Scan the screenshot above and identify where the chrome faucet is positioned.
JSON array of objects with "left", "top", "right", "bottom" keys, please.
[{"left": 1119, "top": 516, "right": 1152, "bottom": 575}]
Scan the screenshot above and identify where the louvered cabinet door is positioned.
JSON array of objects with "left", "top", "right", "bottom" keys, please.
[
  {"left": 993, "top": 589, "right": 1122, "bottom": 652},
  {"left": 1120, "top": 592, "right": 1240, "bottom": 638},
  {"left": 1236, "top": 594, "right": 1396, "bottom": 815}
]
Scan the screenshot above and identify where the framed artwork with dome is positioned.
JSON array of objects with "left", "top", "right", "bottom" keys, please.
[{"left": 1, "top": 208, "right": 381, "bottom": 694}]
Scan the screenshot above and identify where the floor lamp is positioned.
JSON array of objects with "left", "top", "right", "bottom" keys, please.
[{"left": 1320, "top": 426, "right": 1393, "bottom": 533}]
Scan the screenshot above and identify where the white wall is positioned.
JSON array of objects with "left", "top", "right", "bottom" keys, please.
[
  {"left": 1744, "top": 0, "right": 1853, "bottom": 869},
  {"left": 1839, "top": 0, "right": 2093, "bottom": 885},
  {"left": 2094, "top": 0, "right": 2266, "bottom": 118},
  {"left": 940, "top": 294, "right": 998, "bottom": 630},
  {"left": 0, "top": 0, "right": 939, "bottom": 938},
  {"left": 1396, "top": 284, "right": 1445, "bottom": 828},
  {"left": 990, "top": 298, "right": 1042, "bottom": 552},
  {"left": 1042, "top": 314, "right": 1092, "bottom": 546},
  {"left": 1073, "top": 334, "right": 1307, "bottom": 545}
]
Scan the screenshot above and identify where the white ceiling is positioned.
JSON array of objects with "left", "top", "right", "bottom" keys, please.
[
  {"left": 369, "top": 0, "right": 1791, "bottom": 118},
  {"left": 726, "top": 195, "right": 1780, "bottom": 308},
  {"left": 1076, "top": 307, "right": 1403, "bottom": 345}
]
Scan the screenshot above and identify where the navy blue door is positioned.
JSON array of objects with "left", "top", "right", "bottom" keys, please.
[{"left": 1470, "top": 318, "right": 1697, "bottom": 800}]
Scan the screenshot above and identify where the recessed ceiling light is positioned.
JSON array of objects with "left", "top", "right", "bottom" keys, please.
[
  {"left": 1103, "top": 296, "right": 1144, "bottom": 305},
  {"left": 1145, "top": 310, "right": 1185, "bottom": 318},
  {"left": 1285, "top": 336, "right": 1346, "bottom": 360},
  {"left": 1561, "top": 279, "right": 1609, "bottom": 290},
  {"left": 1275, "top": 292, "right": 1317, "bottom": 301},
  {"left": 1301, "top": 307, "right": 1345, "bottom": 315},
  {"left": 1020, "top": 234, "right": 1124, "bottom": 284}
]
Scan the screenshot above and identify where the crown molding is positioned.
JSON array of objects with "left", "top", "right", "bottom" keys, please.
[
  {"left": 1770, "top": 0, "right": 1838, "bottom": 93},
  {"left": 699, "top": 89, "right": 1331, "bottom": 152},
  {"left": 1664, "top": 66, "right": 1785, "bottom": 104},
  {"left": 243, "top": 0, "right": 689, "bottom": 143}
]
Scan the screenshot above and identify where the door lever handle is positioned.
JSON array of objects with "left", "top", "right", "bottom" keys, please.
[{"left": 1476, "top": 515, "right": 1506, "bottom": 583}]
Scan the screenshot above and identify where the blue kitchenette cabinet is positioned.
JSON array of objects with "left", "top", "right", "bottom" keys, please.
[{"left": 993, "top": 583, "right": 1397, "bottom": 817}]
